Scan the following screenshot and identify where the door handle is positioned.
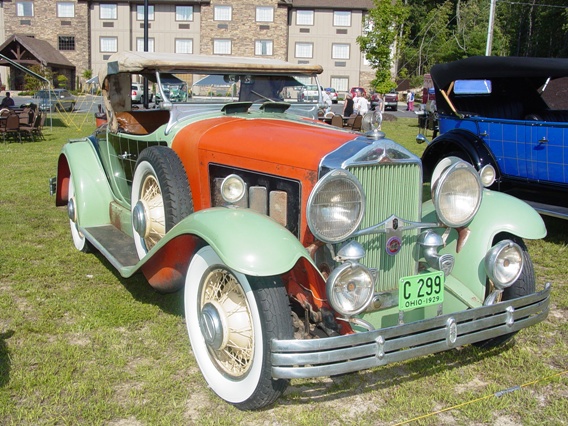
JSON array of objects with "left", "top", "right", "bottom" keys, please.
[
  {"left": 538, "top": 137, "right": 548, "bottom": 144},
  {"left": 480, "top": 131, "right": 488, "bottom": 137}
]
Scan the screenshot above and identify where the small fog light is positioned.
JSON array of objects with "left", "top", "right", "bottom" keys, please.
[
  {"left": 485, "top": 240, "right": 523, "bottom": 289},
  {"left": 221, "top": 174, "right": 246, "bottom": 203},
  {"left": 326, "top": 262, "right": 374, "bottom": 317}
]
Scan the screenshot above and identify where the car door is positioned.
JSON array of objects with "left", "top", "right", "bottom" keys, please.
[
  {"left": 477, "top": 118, "right": 530, "bottom": 180},
  {"left": 525, "top": 121, "right": 568, "bottom": 183}
]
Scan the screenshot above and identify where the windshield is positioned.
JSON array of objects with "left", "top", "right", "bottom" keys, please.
[{"left": 154, "top": 72, "right": 320, "bottom": 105}]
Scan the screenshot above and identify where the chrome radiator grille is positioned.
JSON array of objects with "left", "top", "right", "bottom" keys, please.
[{"left": 347, "top": 163, "right": 422, "bottom": 292}]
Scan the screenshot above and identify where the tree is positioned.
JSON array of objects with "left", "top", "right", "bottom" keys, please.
[
  {"left": 357, "top": 0, "right": 409, "bottom": 93},
  {"left": 23, "top": 65, "right": 53, "bottom": 92}
]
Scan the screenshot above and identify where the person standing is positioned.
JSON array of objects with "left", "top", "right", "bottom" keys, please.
[
  {"left": 357, "top": 92, "right": 369, "bottom": 115},
  {"left": 343, "top": 93, "right": 354, "bottom": 117},
  {"left": 322, "top": 88, "right": 332, "bottom": 115},
  {"left": 408, "top": 91, "right": 415, "bottom": 111}
]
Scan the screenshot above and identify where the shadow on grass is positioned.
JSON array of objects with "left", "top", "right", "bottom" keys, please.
[
  {"left": 92, "top": 251, "right": 185, "bottom": 318},
  {"left": 278, "top": 341, "right": 515, "bottom": 408},
  {"left": 542, "top": 216, "right": 568, "bottom": 243},
  {"left": 0, "top": 330, "right": 15, "bottom": 388}
]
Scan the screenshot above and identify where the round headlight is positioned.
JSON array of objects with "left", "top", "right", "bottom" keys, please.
[
  {"left": 307, "top": 169, "right": 365, "bottom": 243},
  {"left": 479, "top": 164, "right": 496, "bottom": 187},
  {"left": 220, "top": 174, "right": 246, "bottom": 203},
  {"left": 485, "top": 240, "right": 523, "bottom": 290},
  {"left": 326, "top": 262, "right": 374, "bottom": 316},
  {"left": 432, "top": 159, "right": 482, "bottom": 228}
]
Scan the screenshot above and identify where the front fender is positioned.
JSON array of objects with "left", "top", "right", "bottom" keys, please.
[
  {"left": 423, "top": 190, "right": 546, "bottom": 300},
  {"left": 166, "top": 207, "right": 314, "bottom": 277}
]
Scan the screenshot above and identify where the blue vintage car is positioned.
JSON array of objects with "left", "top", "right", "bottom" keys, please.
[{"left": 419, "top": 56, "right": 568, "bottom": 219}]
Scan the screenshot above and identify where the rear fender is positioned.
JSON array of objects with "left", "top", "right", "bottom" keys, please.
[
  {"left": 422, "top": 129, "right": 499, "bottom": 181},
  {"left": 56, "top": 138, "right": 113, "bottom": 226},
  {"left": 423, "top": 190, "right": 545, "bottom": 299}
]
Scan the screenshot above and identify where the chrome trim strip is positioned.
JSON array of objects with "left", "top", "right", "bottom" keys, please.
[{"left": 271, "top": 283, "right": 550, "bottom": 379}]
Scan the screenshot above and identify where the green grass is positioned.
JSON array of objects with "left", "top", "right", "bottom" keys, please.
[{"left": 0, "top": 114, "right": 566, "bottom": 425}]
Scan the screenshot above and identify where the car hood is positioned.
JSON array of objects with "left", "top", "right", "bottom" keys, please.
[{"left": 172, "top": 115, "right": 356, "bottom": 171}]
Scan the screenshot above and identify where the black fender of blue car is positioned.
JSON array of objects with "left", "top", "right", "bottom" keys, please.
[{"left": 421, "top": 128, "right": 500, "bottom": 182}]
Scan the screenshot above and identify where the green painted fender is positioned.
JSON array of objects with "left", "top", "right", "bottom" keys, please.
[
  {"left": 423, "top": 189, "right": 546, "bottom": 301},
  {"left": 59, "top": 138, "right": 114, "bottom": 227},
  {"left": 163, "top": 207, "right": 315, "bottom": 277}
]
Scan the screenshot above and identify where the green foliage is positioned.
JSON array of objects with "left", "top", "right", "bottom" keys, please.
[
  {"left": 357, "top": 0, "right": 409, "bottom": 93},
  {"left": 365, "top": 0, "right": 567, "bottom": 88},
  {"left": 56, "top": 74, "right": 68, "bottom": 89},
  {"left": 23, "top": 65, "right": 52, "bottom": 92}
]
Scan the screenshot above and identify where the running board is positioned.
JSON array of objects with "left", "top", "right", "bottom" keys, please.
[
  {"left": 82, "top": 225, "right": 140, "bottom": 274},
  {"left": 525, "top": 200, "right": 568, "bottom": 220}
]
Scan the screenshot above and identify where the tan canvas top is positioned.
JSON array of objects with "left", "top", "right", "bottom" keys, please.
[{"left": 99, "top": 51, "right": 323, "bottom": 84}]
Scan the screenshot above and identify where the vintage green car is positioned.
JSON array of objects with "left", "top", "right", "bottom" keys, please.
[{"left": 51, "top": 51, "right": 550, "bottom": 410}]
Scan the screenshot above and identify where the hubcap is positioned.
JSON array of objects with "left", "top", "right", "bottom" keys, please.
[
  {"left": 67, "top": 197, "right": 76, "bottom": 222},
  {"left": 132, "top": 200, "right": 148, "bottom": 237},
  {"left": 199, "top": 301, "right": 227, "bottom": 350}
]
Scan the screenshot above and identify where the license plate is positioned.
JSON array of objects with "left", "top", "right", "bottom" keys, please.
[{"left": 399, "top": 271, "right": 444, "bottom": 311}]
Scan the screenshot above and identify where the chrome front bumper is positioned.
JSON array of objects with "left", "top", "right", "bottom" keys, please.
[{"left": 271, "top": 284, "right": 551, "bottom": 379}]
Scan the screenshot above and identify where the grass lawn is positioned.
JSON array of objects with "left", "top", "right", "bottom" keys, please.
[{"left": 0, "top": 114, "right": 566, "bottom": 425}]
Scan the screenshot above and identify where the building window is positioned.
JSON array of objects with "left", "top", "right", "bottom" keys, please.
[
  {"left": 136, "top": 5, "right": 154, "bottom": 21},
  {"left": 334, "top": 11, "right": 351, "bottom": 27},
  {"left": 100, "top": 37, "right": 118, "bottom": 52},
  {"left": 255, "top": 40, "right": 273, "bottom": 56},
  {"left": 100, "top": 4, "right": 117, "bottom": 20},
  {"left": 213, "top": 39, "right": 232, "bottom": 55},
  {"left": 214, "top": 6, "right": 232, "bottom": 21},
  {"left": 175, "top": 39, "right": 193, "bottom": 54},
  {"left": 136, "top": 38, "right": 155, "bottom": 52},
  {"left": 295, "top": 42, "right": 313, "bottom": 59},
  {"left": 256, "top": 7, "right": 273, "bottom": 23},
  {"left": 176, "top": 5, "right": 193, "bottom": 21},
  {"left": 332, "top": 44, "right": 350, "bottom": 60},
  {"left": 58, "top": 36, "right": 75, "bottom": 51},
  {"left": 16, "top": 1, "right": 34, "bottom": 17},
  {"left": 296, "top": 10, "right": 313, "bottom": 26},
  {"left": 331, "top": 77, "right": 349, "bottom": 92},
  {"left": 57, "top": 2, "right": 74, "bottom": 18}
]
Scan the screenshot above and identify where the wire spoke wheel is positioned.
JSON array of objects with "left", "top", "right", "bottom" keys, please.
[{"left": 201, "top": 267, "right": 254, "bottom": 377}]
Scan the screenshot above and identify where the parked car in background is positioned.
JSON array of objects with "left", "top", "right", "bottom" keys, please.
[
  {"left": 131, "top": 82, "right": 153, "bottom": 104},
  {"left": 34, "top": 89, "right": 76, "bottom": 112},
  {"left": 52, "top": 51, "right": 550, "bottom": 411},
  {"left": 297, "top": 84, "right": 321, "bottom": 102},
  {"left": 154, "top": 75, "right": 189, "bottom": 105},
  {"left": 350, "top": 86, "right": 367, "bottom": 98},
  {"left": 325, "top": 87, "right": 338, "bottom": 103},
  {"left": 419, "top": 56, "right": 568, "bottom": 219},
  {"left": 384, "top": 89, "right": 399, "bottom": 111}
]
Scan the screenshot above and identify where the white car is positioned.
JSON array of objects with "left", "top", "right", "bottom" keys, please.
[{"left": 131, "top": 82, "right": 153, "bottom": 104}]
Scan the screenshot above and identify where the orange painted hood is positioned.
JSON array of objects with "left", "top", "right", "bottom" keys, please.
[{"left": 172, "top": 116, "right": 357, "bottom": 172}]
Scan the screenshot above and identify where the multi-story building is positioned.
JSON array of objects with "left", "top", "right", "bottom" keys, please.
[{"left": 0, "top": 0, "right": 375, "bottom": 95}]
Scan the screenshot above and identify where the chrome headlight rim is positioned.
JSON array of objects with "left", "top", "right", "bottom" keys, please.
[
  {"left": 432, "top": 158, "right": 483, "bottom": 228},
  {"left": 326, "top": 261, "right": 374, "bottom": 317},
  {"left": 307, "top": 169, "right": 366, "bottom": 244},
  {"left": 485, "top": 239, "right": 524, "bottom": 290},
  {"left": 220, "top": 174, "right": 246, "bottom": 203}
]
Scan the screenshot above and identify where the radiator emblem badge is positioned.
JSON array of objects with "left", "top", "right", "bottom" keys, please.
[{"left": 386, "top": 236, "right": 402, "bottom": 256}]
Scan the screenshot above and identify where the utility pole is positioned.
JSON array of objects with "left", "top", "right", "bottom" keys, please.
[{"left": 485, "top": 0, "right": 497, "bottom": 56}]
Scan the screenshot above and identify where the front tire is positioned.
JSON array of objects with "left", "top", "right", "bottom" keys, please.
[
  {"left": 184, "top": 246, "right": 293, "bottom": 410},
  {"left": 475, "top": 234, "right": 536, "bottom": 348},
  {"left": 131, "top": 146, "right": 193, "bottom": 259}
]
